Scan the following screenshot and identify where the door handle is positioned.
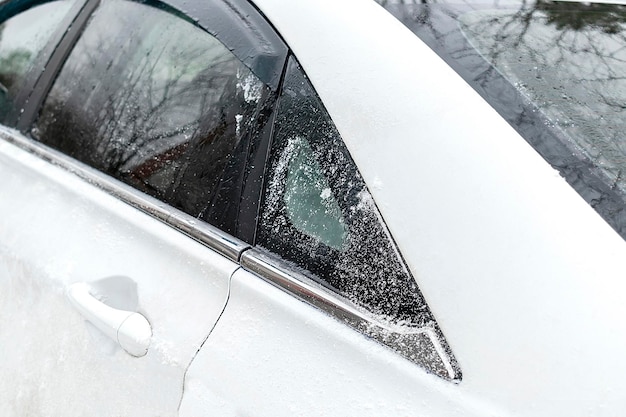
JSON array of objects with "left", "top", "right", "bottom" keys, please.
[{"left": 67, "top": 282, "right": 152, "bottom": 357}]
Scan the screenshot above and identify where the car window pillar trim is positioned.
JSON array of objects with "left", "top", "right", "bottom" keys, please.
[
  {"left": 236, "top": 52, "right": 292, "bottom": 244},
  {"left": 159, "top": 0, "right": 288, "bottom": 91}
]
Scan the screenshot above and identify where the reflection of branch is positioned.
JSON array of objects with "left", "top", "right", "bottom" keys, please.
[
  {"left": 463, "top": 2, "right": 626, "bottom": 86},
  {"left": 494, "top": 1, "right": 535, "bottom": 50},
  {"left": 537, "top": 0, "right": 626, "bottom": 34},
  {"left": 74, "top": 30, "right": 237, "bottom": 173},
  {"left": 37, "top": 4, "right": 251, "bottom": 180},
  {"left": 598, "top": 91, "right": 626, "bottom": 110}
]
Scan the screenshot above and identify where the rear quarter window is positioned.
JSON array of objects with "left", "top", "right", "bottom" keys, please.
[{"left": 253, "top": 57, "right": 460, "bottom": 381}]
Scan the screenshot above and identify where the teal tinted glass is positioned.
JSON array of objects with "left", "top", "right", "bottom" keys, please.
[{"left": 284, "top": 136, "right": 347, "bottom": 250}]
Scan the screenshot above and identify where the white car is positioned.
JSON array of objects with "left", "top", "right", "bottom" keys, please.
[{"left": 1, "top": 0, "right": 625, "bottom": 415}]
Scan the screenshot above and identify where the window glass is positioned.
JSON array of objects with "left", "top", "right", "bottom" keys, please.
[
  {"left": 0, "top": 0, "right": 73, "bottom": 124},
  {"left": 379, "top": 0, "right": 626, "bottom": 240},
  {"left": 283, "top": 136, "right": 347, "bottom": 250},
  {"left": 257, "top": 58, "right": 433, "bottom": 325},
  {"left": 459, "top": 5, "right": 626, "bottom": 194},
  {"left": 33, "top": 0, "right": 275, "bottom": 234}
]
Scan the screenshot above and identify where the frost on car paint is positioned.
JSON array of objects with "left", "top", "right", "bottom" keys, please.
[{"left": 0, "top": 247, "right": 176, "bottom": 416}]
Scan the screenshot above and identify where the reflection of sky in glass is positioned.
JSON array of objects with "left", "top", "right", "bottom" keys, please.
[
  {"left": 0, "top": 1, "right": 72, "bottom": 54},
  {"left": 460, "top": 8, "right": 626, "bottom": 192}
]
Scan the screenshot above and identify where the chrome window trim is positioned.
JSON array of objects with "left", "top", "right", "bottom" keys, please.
[
  {"left": 0, "top": 128, "right": 249, "bottom": 262},
  {"left": 0, "top": 127, "right": 460, "bottom": 381},
  {"left": 240, "top": 248, "right": 460, "bottom": 381}
]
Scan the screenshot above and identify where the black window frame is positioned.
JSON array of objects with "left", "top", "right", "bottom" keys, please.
[{"left": 247, "top": 54, "right": 461, "bottom": 380}]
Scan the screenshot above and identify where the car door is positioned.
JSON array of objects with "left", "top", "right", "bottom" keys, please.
[
  {"left": 178, "top": 55, "right": 468, "bottom": 416},
  {"left": 0, "top": 0, "right": 286, "bottom": 414}
]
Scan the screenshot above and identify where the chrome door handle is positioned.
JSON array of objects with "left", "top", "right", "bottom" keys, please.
[{"left": 67, "top": 282, "right": 152, "bottom": 357}]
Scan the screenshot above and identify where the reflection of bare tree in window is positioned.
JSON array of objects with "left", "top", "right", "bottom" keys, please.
[
  {"left": 36, "top": 0, "right": 272, "bottom": 221},
  {"left": 457, "top": 1, "right": 626, "bottom": 193},
  {"left": 537, "top": 1, "right": 626, "bottom": 34},
  {"left": 85, "top": 29, "right": 237, "bottom": 174},
  {"left": 378, "top": 1, "right": 626, "bottom": 235}
]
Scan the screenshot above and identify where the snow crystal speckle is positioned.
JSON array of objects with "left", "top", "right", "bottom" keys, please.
[
  {"left": 237, "top": 71, "right": 263, "bottom": 103},
  {"left": 235, "top": 114, "right": 243, "bottom": 137},
  {"left": 372, "top": 176, "right": 384, "bottom": 190},
  {"left": 151, "top": 337, "right": 181, "bottom": 367}
]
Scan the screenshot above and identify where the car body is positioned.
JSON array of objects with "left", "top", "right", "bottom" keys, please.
[{"left": 0, "top": 0, "right": 625, "bottom": 415}]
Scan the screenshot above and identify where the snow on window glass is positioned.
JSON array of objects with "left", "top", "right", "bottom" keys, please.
[
  {"left": 282, "top": 136, "right": 347, "bottom": 250},
  {"left": 258, "top": 58, "right": 433, "bottom": 326}
]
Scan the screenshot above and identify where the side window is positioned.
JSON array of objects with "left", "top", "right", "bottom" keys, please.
[
  {"left": 32, "top": 0, "right": 275, "bottom": 234},
  {"left": 257, "top": 57, "right": 432, "bottom": 325},
  {"left": 0, "top": 0, "right": 74, "bottom": 124}
]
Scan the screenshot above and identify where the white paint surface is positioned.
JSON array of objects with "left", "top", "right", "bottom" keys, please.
[
  {"left": 181, "top": 269, "right": 505, "bottom": 417},
  {"left": 0, "top": 133, "right": 237, "bottom": 416}
]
